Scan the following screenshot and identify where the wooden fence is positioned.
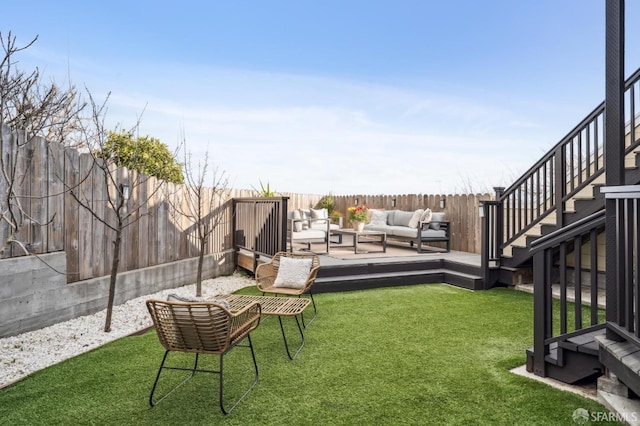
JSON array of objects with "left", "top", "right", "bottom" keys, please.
[
  {"left": 0, "top": 125, "right": 323, "bottom": 283},
  {"left": 332, "top": 193, "right": 493, "bottom": 253},
  {"left": 1, "top": 125, "right": 491, "bottom": 284}
]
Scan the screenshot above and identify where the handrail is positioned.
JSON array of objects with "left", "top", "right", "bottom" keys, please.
[
  {"left": 600, "top": 185, "right": 640, "bottom": 343},
  {"left": 501, "top": 103, "right": 604, "bottom": 198},
  {"left": 503, "top": 66, "right": 640, "bottom": 197},
  {"left": 530, "top": 209, "right": 605, "bottom": 254},
  {"left": 531, "top": 206, "right": 606, "bottom": 377},
  {"left": 494, "top": 66, "right": 640, "bottom": 251}
]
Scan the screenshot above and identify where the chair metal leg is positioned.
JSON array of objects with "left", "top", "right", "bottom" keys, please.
[
  {"left": 150, "top": 336, "right": 258, "bottom": 414},
  {"left": 220, "top": 334, "right": 259, "bottom": 415},
  {"left": 149, "top": 351, "right": 199, "bottom": 407},
  {"left": 300, "top": 293, "right": 317, "bottom": 328},
  {"left": 278, "top": 315, "right": 305, "bottom": 360}
]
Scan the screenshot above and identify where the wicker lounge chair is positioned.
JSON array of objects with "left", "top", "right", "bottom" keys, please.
[
  {"left": 255, "top": 251, "right": 320, "bottom": 327},
  {"left": 146, "top": 299, "right": 261, "bottom": 414}
]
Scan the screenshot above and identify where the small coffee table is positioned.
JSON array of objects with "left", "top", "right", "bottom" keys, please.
[
  {"left": 217, "top": 294, "right": 310, "bottom": 359},
  {"left": 331, "top": 229, "right": 387, "bottom": 254}
]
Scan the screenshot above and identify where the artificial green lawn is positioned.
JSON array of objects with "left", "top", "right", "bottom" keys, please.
[{"left": 0, "top": 284, "right": 614, "bottom": 425}]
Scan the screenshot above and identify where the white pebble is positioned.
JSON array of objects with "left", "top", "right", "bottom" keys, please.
[{"left": 0, "top": 273, "right": 253, "bottom": 388}]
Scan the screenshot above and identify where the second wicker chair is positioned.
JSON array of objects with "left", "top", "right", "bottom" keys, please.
[{"left": 255, "top": 251, "right": 320, "bottom": 327}]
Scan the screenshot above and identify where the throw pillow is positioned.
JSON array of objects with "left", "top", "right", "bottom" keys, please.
[
  {"left": 292, "top": 209, "right": 303, "bottom": 232},
  {"left": 420, "top": 208, "right": 433, "bottom": 224},
  {"left": 369, "top": 209, "right": 389, "bottom": 226},
  {"left": 310, "top": 208, "right": 328, "bottom": 225},
  {"left": 167, "top": 293, "right": 205, "bottom": 302},
  {"left": 408, "top": 209, "right": 424, "bottom": 228},
  {"left": 386, "top": 210, "right": 396, "bottom": 225},
  {"left": 300, "top": 209, "right": 311, "bottom": 230},
  {"left": 166, "top": 293, "right": 231, "bottom": 310},
  {"left": 430, "top": 212, "right": 446, "bottom": 230},
  {"left": 274, "top": 256, "right": 313, "bottom": 289}
]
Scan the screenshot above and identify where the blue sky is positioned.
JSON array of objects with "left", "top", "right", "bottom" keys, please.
[{"left": 3, "top": 1, "right": 639, "bottom": 195}]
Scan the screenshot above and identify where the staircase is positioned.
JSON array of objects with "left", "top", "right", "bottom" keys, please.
[
  {"left": 486, "top": 67, "right": 640, "bottom": 283},
  {"left": 480, "top": 67, "right": 640, "bottom": 386},
  {"left": 503, "top": 149, "right": 640, "bottom": 270}
]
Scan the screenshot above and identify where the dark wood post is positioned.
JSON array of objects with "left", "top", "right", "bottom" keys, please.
[
  {"left": 480, "top": 201, "right": 491, "bottom": 288},
  {"left": 554, "top": 145, "right": 565, "bottom": 228},
  {"left": 605, "top": 0, "right": 625, "bottom": 338},
  {"left": 480, "top": 186, "right": 505, "bottom": 289},
  {"left": 533, "top": 249, "right": 548, "bottom": 377},
  {"left": 281, "top": 196, "right": 289, "bottom": 252}
]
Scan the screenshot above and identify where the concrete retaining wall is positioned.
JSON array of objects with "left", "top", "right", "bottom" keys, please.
[{"left": 0, "top": 251, "right": 235, "bottom": 338}]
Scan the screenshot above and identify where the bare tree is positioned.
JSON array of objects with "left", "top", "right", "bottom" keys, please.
[
  {"left": 174, "top": 137, "right": 230, "bottom": 297},
  {"left": 0, "top": 31, "right": 85, "bottom": 258},
  {"left": 67, "top": 93, "right": 166, "bottom": 332}
]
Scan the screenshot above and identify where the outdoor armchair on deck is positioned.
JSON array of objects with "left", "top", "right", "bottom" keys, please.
[
  {"left": 145, "top": 298, "right": 261, "bottom": 414},
  {"left": 255, "top": 251, "right": 320, "bottom": 327}
]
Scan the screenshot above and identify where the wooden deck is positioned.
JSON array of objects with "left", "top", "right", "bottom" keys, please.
[{"left": 290, "top": 238, "right": 485, "bottom": 292}]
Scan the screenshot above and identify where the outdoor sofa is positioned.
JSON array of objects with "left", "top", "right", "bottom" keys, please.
[{"left": 363, "top": 209, "right": 450, "bottom": 253}]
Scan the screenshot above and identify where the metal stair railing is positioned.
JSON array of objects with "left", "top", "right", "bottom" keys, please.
[
  {"left": 481, "top": 67, "right": 640, "bottom": 280},
  {"left": 529, "top": 209, "right": 606, "bottom": 377},
  {"left": 601, "top": 185, "right": 640, "bottom": 349}
]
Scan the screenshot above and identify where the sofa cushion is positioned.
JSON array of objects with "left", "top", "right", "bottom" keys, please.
[
  {"left": 363, "top": 223, "right": 389, "bottom": 233},
  {"left": 391, "top": 210, "right": 415, "bottom": 227},
  {"left": 389, "top": 226, "right": 419, "bottom": 238},
  {"left": 309, "top": 221, "right": 329, "bottom": 230},
  {"left": 408, "top": 209, "right": 424, "bottom": 228},
  {"left": 430, "top": 212, "right": 446, "bottom": 230},
  {"left": 421, "top": 229, "right": 447, "bottom": 239},
  {"left": 369, "top": 209, "right": 388, "bottom": 226},
  {"left": 291, "top": 229, "right": 326, "bottom": 240}
]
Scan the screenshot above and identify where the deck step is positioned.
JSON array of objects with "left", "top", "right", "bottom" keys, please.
[
  {"left": 559, "top": 329, "right": 604, "bottom": 356},
  {"left": 526, "top": 329, "right": 604, "bottom": 384},
  {"left": 315, "top": 262, "right": 483, "bottom": 292},
  {"left": 596, "top": 334, "right": 640, "bottom": 397}
]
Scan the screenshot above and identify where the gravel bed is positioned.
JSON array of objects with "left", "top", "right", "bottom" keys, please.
[{"left": 0, "top": 273, "right": 254, "bottom": 389}]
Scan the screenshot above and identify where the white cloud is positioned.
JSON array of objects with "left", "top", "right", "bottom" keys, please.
[
  {"left": 99, "top": 71, "right": 557, "bottom": 195},
  {"left": 14, "top": 48, "right": 560, "bottom": 195}
]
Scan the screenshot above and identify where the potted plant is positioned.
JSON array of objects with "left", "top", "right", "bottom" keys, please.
[{"left": 348, "top": 205, "right": 369, "bottom": 232}]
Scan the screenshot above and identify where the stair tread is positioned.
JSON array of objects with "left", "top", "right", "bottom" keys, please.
[
  {"left": 567, "top": 329, "right": 606, "bottom": 344},
  {"left": 560, "top": 338, "right": 601, "bottom": 356},
  {"left": 596, "top": 335, "right": 640, "bottom": 361}
]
